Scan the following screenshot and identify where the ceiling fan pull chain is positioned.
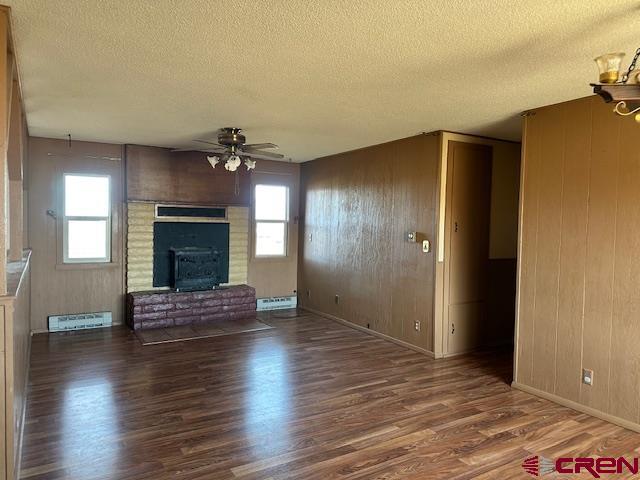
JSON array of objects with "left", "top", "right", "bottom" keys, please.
[
  {"left": 235, "top": 171, "right": 240, "bottom": 196},
  {"left": 622, "top": 47, "right": 640, "bottom": 83}
]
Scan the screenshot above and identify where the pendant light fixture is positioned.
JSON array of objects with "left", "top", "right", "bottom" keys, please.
[{"left": 592, "top": 48, "right": 640, "bottom": 121}]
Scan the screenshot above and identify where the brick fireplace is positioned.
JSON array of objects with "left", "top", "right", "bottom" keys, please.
[
  {"left": 127, "top": 285, "right": 256, "bottom": 330},
  {"left": 125, "top": 202, "right": 255, "bottom": 330}
]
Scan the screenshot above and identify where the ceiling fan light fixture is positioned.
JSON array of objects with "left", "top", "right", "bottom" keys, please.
[
  {"left": 207, "top": 155, "right": 220, "bottom": 168},
  {"left": 194, "top": 127, "right": 281, "bottom": 171},
  {"left": 244, "top": 158, "right": 256, "bottom": 170},
  {"left": 224, "top": 154, "right": 242, "bottom": 172}
]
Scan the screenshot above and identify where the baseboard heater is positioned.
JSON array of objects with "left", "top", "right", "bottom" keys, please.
[
  {"left": 256, "top": 296, "right": 297, "bottom": 311},
  {"left": 48, "top": 311, "right": 113, "bottom": 332}
]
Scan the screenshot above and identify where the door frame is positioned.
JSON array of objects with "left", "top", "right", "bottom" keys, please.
[
  {"left": 433, "top": 133, "right": 519, "bottom": 358},
  {"left": 443, "top": 141, "right": 492, "bottom": 356}
]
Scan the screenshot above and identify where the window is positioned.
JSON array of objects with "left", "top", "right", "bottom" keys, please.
[
  {"left": 254, "top": 184, "right": 288, "bottom": 257},
  {"left": 63, "top": 174, "right": 111, "bottom": 263}
]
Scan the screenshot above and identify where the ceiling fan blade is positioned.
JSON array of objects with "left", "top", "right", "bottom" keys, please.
[
  {"left": 243, "top": 143, "right": 278, "bottom": 150},
  {"left": 243, "top": 150, "right": 285, "bottom": 159},
  {"left": 172, "top": 147, "right": 226, "bottom": 154},
  {"left": 194, "top": 139, "right": 225, "bottom": 148}
]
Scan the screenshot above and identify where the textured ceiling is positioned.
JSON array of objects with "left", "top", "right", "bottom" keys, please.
[{"left": 5, "top": 0, "right": 640, "bottom": 161}]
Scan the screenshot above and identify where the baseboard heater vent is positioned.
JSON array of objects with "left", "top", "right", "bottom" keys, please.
[
  {"left": 256, "top": 296, "right": 297, "bottom": 311},
  {"left": 48, "top": 311, "right": 113, "bottom": 332}
]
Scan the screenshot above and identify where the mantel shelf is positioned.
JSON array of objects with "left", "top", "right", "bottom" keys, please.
[{"left": 592, "top": 83, "right": 640, "bottom": 103}]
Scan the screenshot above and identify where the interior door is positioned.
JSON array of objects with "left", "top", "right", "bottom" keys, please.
[{"left": 446, "top": 141, "right": 493, "bottom": 354}]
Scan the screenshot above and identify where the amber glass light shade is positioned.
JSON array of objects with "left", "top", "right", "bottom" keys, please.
[{"left": 595, "top": 53, "right": 625, "bottom": 83}]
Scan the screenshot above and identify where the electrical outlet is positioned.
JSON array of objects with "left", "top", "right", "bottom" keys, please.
[
  {"left": 334, "top": 294, "right": 340, "bottom": 304},
  {"left": 306, "top": 289, "right": 311, "bottom": 298},
  {"left": 582, "top": 368, "right": 594, "bottom": 386},
  {"left": 414, "top": 321, "right": 421, "bottom": 332}
]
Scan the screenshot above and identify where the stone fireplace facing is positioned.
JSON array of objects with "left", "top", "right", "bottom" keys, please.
[
  {"left": 126, "top": 202, "right": 255, "bottom": 330},
  {"left": 126, "top": 202, "right": 248, "bottom": 293}
]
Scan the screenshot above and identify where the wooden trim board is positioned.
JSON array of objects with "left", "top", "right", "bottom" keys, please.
[
  {"left": 512, "top": 381, "right": 640, "bottom": 434},
  {"left": 512, "top": 114, "right": 530, "bottom": 388},
  {"left": 300, "top": 307, "right": 435, "bottom": 358},
  {"left": 1, "top": 251, "right": 31, "bottom": 480},
  {"left": 13, "top": 332, "right": 30, "bottom": 480}
]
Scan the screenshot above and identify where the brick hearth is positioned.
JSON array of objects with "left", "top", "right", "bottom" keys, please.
[{"left": 126, "top": 284, "right": 256, "bottom": 330}]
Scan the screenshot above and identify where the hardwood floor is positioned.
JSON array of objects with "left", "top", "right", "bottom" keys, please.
[{"left": 20, "top": 311, "right": 640, "bottom": 479}]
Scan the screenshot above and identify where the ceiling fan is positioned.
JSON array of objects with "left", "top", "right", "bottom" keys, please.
[{"left": 174, "top": 127, "right": 284, "bottom": 171}]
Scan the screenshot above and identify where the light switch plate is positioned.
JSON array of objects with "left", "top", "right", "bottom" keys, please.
[{"left": 422, "top": 240, "right": 431, "bottom": 253}]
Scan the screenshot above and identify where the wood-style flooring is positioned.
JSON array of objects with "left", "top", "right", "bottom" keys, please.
[{"left": 20, "top": 311, "right": 640, "bottom": 479}]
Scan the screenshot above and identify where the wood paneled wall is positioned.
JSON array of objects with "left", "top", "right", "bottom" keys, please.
[
  {"left": 0, "top": 8, "right": 31, "bottom": 478},
  {"left": 27, "top": 137, "right": 125, "bottom": 331},
  {"left": 514, "top": 95, "right": 640, "bottom": 430},
  {"left": 1, "top": 252, "right": 30, "bottom": 480},
  {"left": 298, "top": 134, "right": 440, "bottom": 353},
  {"left": 125, "top": 145, "right": 251, "bottom": 206}
]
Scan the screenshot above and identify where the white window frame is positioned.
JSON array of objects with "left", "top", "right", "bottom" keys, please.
[
  {"left": 62, "top": 173, "right": 112, "bottom": 264},
  {"left": 254, "top": 184, "right": 289, "bottom": 258}
]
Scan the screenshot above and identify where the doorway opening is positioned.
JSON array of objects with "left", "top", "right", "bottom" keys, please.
[{"left": 437, "top": 137, "right": 521, "bottom": 375}]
